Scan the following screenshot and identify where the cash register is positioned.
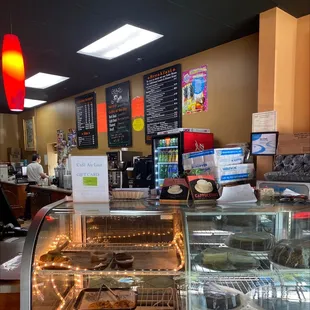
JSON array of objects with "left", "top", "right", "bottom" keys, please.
[{"left": 15, "top": 166, "right": 28, "bottom": 184}]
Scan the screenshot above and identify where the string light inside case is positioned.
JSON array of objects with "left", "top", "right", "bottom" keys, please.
[{"left": 2, "top": 34, "right": 25, "bottom": 111}]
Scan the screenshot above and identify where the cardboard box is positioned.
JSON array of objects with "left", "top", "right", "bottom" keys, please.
[
  {"left": 182, "top": 147, "right": 244, "bottom": 170},
  {"left": 157, "top": 128, "right": 211, "bottom": 135},
  {"left": 187, "top": 175, "right": 219, "bottom": 203},
  {"left": 213, "top": 163, "right": 255, "bottom": 185},
  {"left": 159, "top": 178, "right": 189, "bottom": 204},
  {"left": 277, "top": 133, "right": 310, "bottom": 155},
  {"left": 7, "top": 147, "right": 21, "bottom": 163}
]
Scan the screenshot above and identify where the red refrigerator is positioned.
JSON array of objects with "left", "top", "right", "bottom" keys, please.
[{"left": 152, "top": 130, "right": 214, "bottom": 189}]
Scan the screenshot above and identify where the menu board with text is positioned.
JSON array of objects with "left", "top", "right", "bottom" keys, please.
[
  {"left": 106, "top": 81, "right": 132, "bottom": 147},
  {"left": 75, "top": 92, "right": 98, "bottom": 149},
  {"left": 144, "top": 64, "right": 182, "bottom": 144}
]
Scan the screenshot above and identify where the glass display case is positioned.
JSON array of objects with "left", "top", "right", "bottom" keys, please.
[{"left": 21, "top": 201, "right": 310, "bottom": 310}]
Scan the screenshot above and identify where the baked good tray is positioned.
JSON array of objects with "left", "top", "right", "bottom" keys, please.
[
  {"left": 74, "top": 288, "right": 137, "bottom": 310},
  {"left": 44, "top": 246, "right": 181, "bottom": 271}
]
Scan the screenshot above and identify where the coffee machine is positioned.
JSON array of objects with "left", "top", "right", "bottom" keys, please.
[
  {"left": 107, "top": 151, "right": 142, "bottom": 188},
  {"left": 133, "top": 156, "right": 153, "bottom": 188}
]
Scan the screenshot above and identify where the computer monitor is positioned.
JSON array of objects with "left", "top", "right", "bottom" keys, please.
[
  {"left": 251, "top": 132, "right": 279, "bottom": 156},
  {"left": 0, "top": 185, "right": 20, "bottom": 227},
  {"left": 22, "top": 166, "right": 27, "bottom": 176}
]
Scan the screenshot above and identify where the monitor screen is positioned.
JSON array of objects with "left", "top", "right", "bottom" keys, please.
[
  {"left": 251, "top": 132, "right": 278, "bottom": 156},
  {"left": 22, "top": 166, "right": 27, "bottom": 176}
]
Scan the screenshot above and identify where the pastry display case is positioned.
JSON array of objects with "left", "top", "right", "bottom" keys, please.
[
  {"left": 183, "top": 206, "right": 310, "bottom": 310},
  {"left": 21, "top": 201, "right": 310, "bottom": 310}
]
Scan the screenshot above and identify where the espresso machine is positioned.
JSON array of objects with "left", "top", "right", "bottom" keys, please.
[
  {"left": 133, "top": 156, "right": 153, "bottom": 188},
  {"left": 107, "top": 151, "right": 142, "bottom": 188}
]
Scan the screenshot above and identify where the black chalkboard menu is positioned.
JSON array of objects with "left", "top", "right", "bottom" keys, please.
[
  {"left": 144, "top": 64, "right": 182, "bottom": 144},
  {"left": 75, "top": 92, "right": 98, "bottom": 149},
  {"left": 106, "top": 81, "right": 132, "bottom": 147}
]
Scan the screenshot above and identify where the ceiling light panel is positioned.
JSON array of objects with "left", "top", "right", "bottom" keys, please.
[
  {"left": 25, "top": 72, "right": 69, "bottom": 89},
  {"left": 77, "top": 24, "right": 163, "bottom": 60},
  {"left": 24, "top": 99, "right": 47, "bottom": 108}
]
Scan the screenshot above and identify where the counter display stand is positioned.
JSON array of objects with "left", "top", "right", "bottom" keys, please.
[{"left": 20, "top": 200, "right": 310, "bottom": 310}]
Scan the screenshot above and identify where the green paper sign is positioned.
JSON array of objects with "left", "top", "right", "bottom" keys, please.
[{"left": 83, "top": 177, "right": 98, "bottom": 186}]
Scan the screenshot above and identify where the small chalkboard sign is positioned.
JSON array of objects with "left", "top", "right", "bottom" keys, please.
[
  {"left": 75, "top": 92, "right": 98, "bottom": 149},
  {"left": 106, "top": 81, "right": 132, "bottom": 147}
]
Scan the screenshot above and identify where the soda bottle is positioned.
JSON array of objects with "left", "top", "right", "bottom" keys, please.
[
  {"left": 165, "top": 151, "right": 169, "bottom": 162},
  {"left": 173, "top": 164, "right": 178, "bottom": 177},
  {"left": 167, "top": 165, "right": 171, "bottom": 178},
  {"left": 164, "top": 165, "right": 168, "bottom": 179},
  {"left": 160, "top": 165, "right": 164, "bottom": 179},
  {"left": 168, "top": 150, "right": 172, "bottom": 162}
]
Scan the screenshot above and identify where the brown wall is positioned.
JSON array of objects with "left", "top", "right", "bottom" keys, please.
[
  {"left": 294, "top": 15, "right": 310, "bottom": 132},
  {"left": 0, "top": 114, "right": 20, "bottom": 162},
  {"left": 17, "top": 34, "right": 259, "bottom": 170},
  {"left": 257, "top": 9, "right": 310, "bottom": 178}
]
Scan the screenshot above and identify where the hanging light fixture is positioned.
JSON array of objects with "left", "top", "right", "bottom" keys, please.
[{"left": 2, "top": 33, "right": 25, "bottom": 111}]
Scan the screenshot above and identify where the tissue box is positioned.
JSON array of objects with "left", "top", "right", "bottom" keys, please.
[
  {"left": 183, "top": 147, "right": 244, "bottom": 170},
  {"left": 213, "top": 163, "right": 255, "bottom": 184}
]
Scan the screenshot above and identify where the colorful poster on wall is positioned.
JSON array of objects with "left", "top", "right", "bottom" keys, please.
[
  {"left": 97, "top": 103, "right": 108, "bottom": 133},
  {"left": 68, "top": 128, "right": 77, "bottom": 148},
  {"left": 132, "top": 96, "right": 144, "bottom": 118},
  {"left": 182, "top": 65, "right": 208, "bottom": 115}
]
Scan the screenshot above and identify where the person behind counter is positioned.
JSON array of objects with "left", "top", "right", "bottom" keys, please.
[{"left": 22, "top": 154, "right": 48, "bottom": 220}]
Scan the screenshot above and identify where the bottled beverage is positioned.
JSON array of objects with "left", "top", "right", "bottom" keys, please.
[
  {"left": 173, "top": 164, "right": 178, "bottom": 177},
  {"left": 165, "top": 151, "right": 169, "bottom": 162},
  {"left": 168, "top": 150, "right": 172, "bottom": 162},
  {"left": 175, "top": 150, "right": 178, "bottom": 162},
  {"left": 161, "top": 151, "right": 165, "bottom": 162},
  {"left": 165, "top": 137, "right": 170, "bottom": 147},
  {"left": 160, "top": 165, "right": 165, "bottom": 179},
  {"left": 162, "top": 165, "right": 168, "bottom": 179},
  {"left": 167, "top": 165, "right": 172, "bottom": 178}
]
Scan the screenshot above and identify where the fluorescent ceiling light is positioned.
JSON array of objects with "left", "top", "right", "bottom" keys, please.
[
  {"left": 24, "top": 98, "right": 47, "bottom": 108},
  {"left": 77, "top": 24, "right": 163, "bottom": 60},
  {"left": 25, "top": 72, "right": 69, "bottom": 89}
]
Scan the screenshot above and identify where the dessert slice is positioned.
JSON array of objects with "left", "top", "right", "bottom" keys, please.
[{"left": 115, "top": 252, "right": 134, "bottom": 269}]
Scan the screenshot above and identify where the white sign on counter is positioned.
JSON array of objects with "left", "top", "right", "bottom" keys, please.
[
  {"left": 252, "top": 111, "right": 277, "bottom": 132},
  {"left": 71, "top": 156, "right": 109, "bottom": 202}
]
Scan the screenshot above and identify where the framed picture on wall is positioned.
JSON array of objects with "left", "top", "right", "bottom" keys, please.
[{"left": 23, "top": 117, "right": 37, "bottom": 151}]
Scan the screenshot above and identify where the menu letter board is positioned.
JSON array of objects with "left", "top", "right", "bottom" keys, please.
[
  {"left": 144, "top": 64, "right": 182, "bottom": 144},
  {"left": 75, "top": 92, "right": 98, "bottom": 149},
  {"left": 106, "top": 81, "right": 132, "bottom": 147}
]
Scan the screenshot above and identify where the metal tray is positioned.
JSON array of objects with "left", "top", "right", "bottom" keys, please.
[{"left": 74, "top": 288, "right": 137, "bottom": 310}]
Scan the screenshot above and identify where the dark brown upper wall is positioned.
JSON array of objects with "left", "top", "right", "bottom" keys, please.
[{"left": 17, "top": 34, "right": 258, "bottom": 167}]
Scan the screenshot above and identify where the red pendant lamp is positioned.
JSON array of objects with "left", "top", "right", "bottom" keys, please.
[{"left": 2, "top": 34, "right": 25, "bottom": 111}]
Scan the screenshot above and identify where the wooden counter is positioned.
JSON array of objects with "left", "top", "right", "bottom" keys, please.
[
  {"left": 0, "top": 181, "right": 27, "bottom": 218},
  {"left": 29, "top": 185, "right": 72, "bottom": 217}
]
